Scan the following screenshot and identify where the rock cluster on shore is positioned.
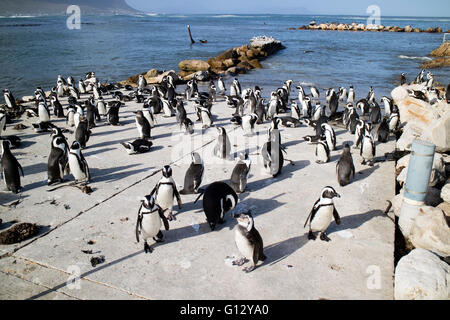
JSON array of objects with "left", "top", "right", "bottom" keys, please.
[
  {"left": 421, "top": 41, "right": 450, "bottom": 69},
  {"left": 389, "top": 80, "right": 450, "bottom": 300},
  {"left": 120, "top": 36, "right": 285, "bottom": 87},
  {"left": 288, "top": 22, "right": 448, "bottom": 33}
]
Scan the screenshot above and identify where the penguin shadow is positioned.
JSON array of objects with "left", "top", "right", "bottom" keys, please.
[
  {"left": 263, "top": 234, "right": 309, "bottom": 266},
  {"left": 91, "top": 127, "right": 133, "bottom": 137},
  {"left": 326, "top": 209, "right": 386, "bottom": 235},
  {"left": 83, "top": 147, "right": 117, "bottom": 157},
  {"left": 0, "top": 193, "right": 29, "bottom": 206},
  {"left": 151, "top": 132, "right": 173, "bottom": 140},
  {"left": 334, "top": 129, "right": 348, "bottom": 137},
  {"left": 245, "top": 160, "right": 310, "bottom": 193},
  {"left": 283, "top": 139, "right": 304, "bottom": 148},
  {"left": 23, "top": 161, "right": 47, "bottom": 175},
  {"left": 90, "top": 164, "right": 153, "bottom": 184},
  {"left": 13, "top": 140, "right": 36, "bottom": 149},
  {"left": 353, "top": 164, "right": 380, "bottom": 183},
  {"left": 87, "top": 137, "right": 132, "bottom": 149},
  {"left": 26, "top": 249, "right": 144, "bottom": 300}
]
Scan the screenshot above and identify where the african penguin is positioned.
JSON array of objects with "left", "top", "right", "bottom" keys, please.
[
  {"left": 121, "top": 139, "right": 153, "bottom": 154},
  {"left": 1, "top": 140, "right": 24, "bottom": 193},
  {"left": 230, "top": 153, "right": 251, "bottom": 194},
  {"left": 315, "top": 140, "right": 330, "bottom": 164},
  {"left": 135, "top": 195, "right": 170, "bottom": 254},
  {"left": 232, "top": 212, "right": 266, "bottom": 273},
  {"left": 150, "top": 165, "right": 182, "bottom": 221},
  {"left": 360, "top": 130, "right": 376, "bottom": 166},
  {"left": 74, "top": 117, "right": 91, "bottom": 149},
  {"left": 47, "top": 132, "right": 69, "bottom": 185},
  {"left": 304, "top": 186, "right": 341, "bottom": 242},
  {"left": 201, "top": 181, "right": 238, "bottom": 231},
  {"left": 213, "top": 127, "right": 231, "bottom": 160},
  {"left": 179, "top": 152, "right": 204, "bottom": 195},
  {"left": 336, "top": 144, "right": 355, "bottom": 187},
  {"left": 68, "top": 141, "right": 90, "bottom": 183},
  {"left": 135, "top": 110, "right": 151, "bottom": 140}
]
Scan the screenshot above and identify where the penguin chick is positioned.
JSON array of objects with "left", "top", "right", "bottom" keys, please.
[
  {"left": 336, "top": 144, "right": 355, "bottom": 186},
  {"left": 233, "top": 213, "right": 266, "bottom": 273}
]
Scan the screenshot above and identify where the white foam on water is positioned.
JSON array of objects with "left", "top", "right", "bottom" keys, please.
[{"left": 398, "top": 55, "right": 432, "bottom": 61}]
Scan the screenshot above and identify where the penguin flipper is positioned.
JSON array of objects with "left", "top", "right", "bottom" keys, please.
[
  {"left": 172, "top": 184, "right": 182, "bottom": 209},
  {"left": 16, "top": 160, "right": 25, "bottom": 177},
  {"left": 135, "top": 202, "right": 143, "bottom": 243},
  {"left": 304, "top": 199, "right": 320, "bottom": 228},
  {"left": 333, "top": 207, "right": 341, "bottom": 225},
  {"left": 159, "top": 207, "right": 170, "bottom": 231}
]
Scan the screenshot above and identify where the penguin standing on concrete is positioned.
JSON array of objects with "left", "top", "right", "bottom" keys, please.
[
  {"left": 370, "top": 101, "right": 381, "bottom": 124},
  {"left": 1, "top": 140, "right": 24, "bottom": 193},
  {"left": 377, "top": 117, "right": 390, "bottom": 143},
  {"left": 38, "top": 101, "right": 51, "bottom": 123},
  {"left": 213, "top": 127, "right": 231, "bottom": 160},
  {"left": 347, "top": 86, "right": 355, "bottom": 104},
  {"left": 3, "top": 89, "right": 18, "bottom": 111},
  {"left": 232, "top": 212, "right": 266, "bottom": 273},
  {"left": 47, "top": 129, "right": 69, "bottom": 185},
  {"left": 106, "top": 102, "right": 121, "bottom": 126},
  {"left": 200, "top": 181, "right": 238, "bottom": 231},
  {"left": 315, "top": 140, "right": 330, "bottom": 164},
  {"left": 135, "top": 195, "right": 169, "bottom": 254},
  {"left": 261, "top": 119, "right": 284, "bottom": 177},
  {"left": 68, "top": 141, "right": 90, "bottom": 183},
  {"left": 304, "top": 186, "right": 341, "bottom": 241},
  {"left": 74, "top": 117, "right": 91, "bottom": 149},
  {"left": 138, "top": 75, "right": 147, "bottom": 91},
  {"left": 218, "top": 76, "right": 226, "bottom": 95},
  {"left": 0, "top": 110, "right": 7, "bottom": 137},
  {"left": 360, "top": 129, "right": 376, "bottom": 166},
  {"left": 230, "top": 153, "right": 251, "bottom": 194},
  {"left": 135, "top": 110, "right": 151, "bottom": 140},
  {"left": 336, "top": 144, "right": 355, "bottom": 186},
  {"left": 179, "top": 152, "right": 204, "bottom": 195},
  {"left": 321, "top": 123, "right": 336, "bottom": 151},
  {"left": 150, "top": 165, "right": 182, "bottom": 221},
  {"left": 241, "top": 113, "right": 258, "bottom": 136},
  {"left": 50, "top": 95, "right": 64, "bottom": 118}
]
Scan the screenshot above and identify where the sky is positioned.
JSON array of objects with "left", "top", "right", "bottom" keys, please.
[{"left": 125, "top": 0, "right": 450, "bottom": 17}]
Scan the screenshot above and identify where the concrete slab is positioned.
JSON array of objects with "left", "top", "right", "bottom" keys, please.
[{"left": 0, "top": 87, "right": 395, "bottom": 299}]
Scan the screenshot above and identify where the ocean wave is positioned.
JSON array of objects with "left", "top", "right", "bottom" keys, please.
[
  {"left": 0, "top": 15, "right": 38, "bottom": 18},
  {"left": 212, "top": 15, "right": 238, "bottom": 18},
  {"left": 398, "top": 55, "right": 432, "bottom": 61}
]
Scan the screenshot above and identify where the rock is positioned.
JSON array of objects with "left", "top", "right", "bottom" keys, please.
[
  {"left": 178, "top": 59, "right": 210, "bottom": 72},
  {"left": 404, "top": 25, "right": 413, "bottom": 32},
  {"left": 223, "top": 58, "right": 238, "bottom": 68},
  {"left": 226, "top": 67, "right": 246, "bottom": 75},
  {"left": 437, "top": 202, "right": 450, "bottom": 221},
  {"left": 146, "top": 69, "right": 159, "bottom": 78},
  {"left": 249, "top": 36, "right": 285, "bottom": 55},
  {"left": 409, "top": 206, "right": 450, "bottom": 257},
  {"left": 413, "top": 28, "right": 421, "bottom": 33},
  {"left": 236, "top": 61, "right": 253, "bottom": 71},
  {"left": 392, "top": 188, "right": 443, "bottom": 217},
  {"left": 216, "top": 48, "right": 237, "bottom": 61},
  {"left": 246, "top": 49, "right": 260, "bottom": 59},
  {"left": 420, "top": 57, "right": 450, "bottom": 69},
  {"left": 430, "top": 42, "right": 450, "bottom": 57},
  {"left": 430, "top": 113, "right": 450, "bottom": 152},
  {"left": 146, "top": 70, "right": 179, "bottom": 84},
  {"left": 319, "top": 23, "right": 327, "bottom": 30},
  {"left": 441, "top": 183, "right": 450, "bottom": 203},
  {"left": 207, "top": 58, "right": 225, "bottom": 71},
  {"left": 0, "top": 222, "right": 39, "bottom": 244},
  {"left": 248, "top": 59, "right": 263, "bottom": 69},
  {"left": 394, "top": 248, "right": 449, "bottom": 300},
  {"left": 396, "top": 96, "right": 441, "bottom": 127},
  {"left": 337, "top": 24, "right": 347, "bottom": 31},
  {"left": 178, "top": 70, "right": 194, "bottom": 79},
  {"left": 396, "top": 123, "right": 424, "bottom": 152}
]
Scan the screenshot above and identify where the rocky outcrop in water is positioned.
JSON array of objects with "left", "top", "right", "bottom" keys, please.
[
  {"left": 421, "top": 42, "right": 450, "bottom": 69},
  {"left": 121, "top": 36, "right": 285, "bottom": 86},
  {"left": 289, "top": 22, "right": 447, "bottom": 34}
]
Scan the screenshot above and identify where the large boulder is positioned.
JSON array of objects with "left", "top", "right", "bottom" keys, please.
[
  {"left": 409, "top": 206, "right": 450, "bottom": 257},
  {"left": 404, "top": 25, "right": 413, "bottom": 32},
  {"left": 396, "top": 96, "right": 441, "bottom": 127},
  {"left": 430, "top": 41, "right": 450, "bottom": 57},
  {"left": 394, "top": 248, "right": 449, "bottom": 300},
  {"left": 216, "top": 48, "right": 238, "bottom": 61},
  {"left": 441, "top": 182, "right": 450, "bottom": 203},
  {"left": 178, "top": 59, "right": 210, "bottom": 72}
]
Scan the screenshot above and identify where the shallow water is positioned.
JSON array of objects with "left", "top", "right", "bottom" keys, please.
[{"left": 0, "top": 14, "right": 448, "bottom": 100}]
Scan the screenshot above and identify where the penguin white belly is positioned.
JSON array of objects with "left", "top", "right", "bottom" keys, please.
[
  {"left": 362, "top": 138, "right": 374, "bottom": 160},
  {"left": 74, "top": 113, "right": 81, "bottom": 128},
  {"left": 316, "top": 145, "right": 328, "bottom": 162},
  {"left": 310, "top": 206, "right": 334, "bottom": 232},
  {"left": 242, "top": 119, "right": 252, "bottom": 134},
  {"left": 201, "top": 111, "right": 211, "bottom": 127},
  {"left": 98, "top": 103, "right": 107, "bottom": 115},
  {"left": 163, "top": 101, "right": 172, "bottom": 117},
  {"left": 156, "top": 185, "right": 174, "bottom": 209},
  {"left": 141, "top": 212, "right": 161, "bottom": 240},
  {"left": 268, "top": 101, "right": 277, "bottom": 117},
  {"left": 235, "top": 230, "right": 254, "bottom": 259},
  {"left": 39, "top": 106, "right": 50, "bottom": 122},
  {"left": 136, "top": 119, "right": 144, "bottom": 138},
  {"left": 325, "top": 132, "right": 334, "bottom": 150},
  {"left": 67, "top": 112, "right": 75, "bottom": 126},
  {"left": 68, "top": 155, "right": 86, "bottom": 181}
]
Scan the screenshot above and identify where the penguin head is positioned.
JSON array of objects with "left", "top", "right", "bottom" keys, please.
[
  {"left": 70, "top": 141, "right": 81, "bottom": 151},
  {"left": 142, "top": 195, "right": 156, "bottom": 209},
  {"left": 321, "top": 186, "right": 340, "bottom": 200},
  {"left": 52, "top": 136, "right": 67, "bottom": 151},
  {"left": 216, "top": 126, "right": 226, "bottom": 135},
  {"left": 224, "top": 192, "right": 238, "bottom": 212},
  {"left": 235, "top": 213, "right": 254, "bottom": 231},
  {"left": 162, "top": 165, "right": 172, "bottom": 178},
  {"left": 342, "top": 144, "right": 351, "bottom": 154},
  {"left": 1, "top": 139, "right": 12, "bottom": 153}
]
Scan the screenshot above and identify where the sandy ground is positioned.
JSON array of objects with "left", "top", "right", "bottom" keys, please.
[{"left": 0, "top": 87, "right": 395, "bottom": 299}]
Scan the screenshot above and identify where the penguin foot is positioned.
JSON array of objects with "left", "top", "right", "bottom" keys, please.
[
  {"left": 144, "top": 243, "right": 153, "bottom": 253},
  {"left": 243, "top": 265, "right": 255, "bottom": 273},
  {"left": 153, "top": 237, "right": 164, "bottom": 243},
  {"left": 167, "top": 213, "right": 176, "bottom": 221},
  {"left": 320, "top": 233, "right": 331, "bottom": 242},
  {"left": 361, "top": 160, "right": 366, "bottom": 165},
  {"left": 308, "top": 230, "right": 317, "bottom": 240},
  {"left": 232, "top": 258, "right": 248, "bottom": 266}
]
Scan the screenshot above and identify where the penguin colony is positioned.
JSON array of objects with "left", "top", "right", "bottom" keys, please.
[{"left": 0, "top": 69, "right": 444, "bottom": 273}]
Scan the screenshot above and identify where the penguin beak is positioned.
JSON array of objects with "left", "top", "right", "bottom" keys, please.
[{"left": 335, "top": 193, "right": 341, "bottom": 198}]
